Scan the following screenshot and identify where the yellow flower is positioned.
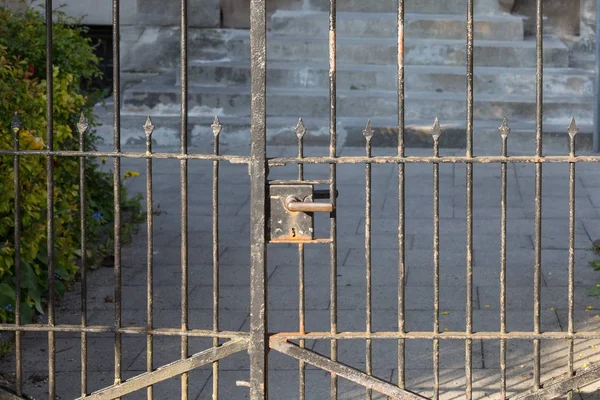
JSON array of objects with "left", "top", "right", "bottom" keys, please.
[
  {"left": 101, "top": 158, "right": 107, "bottom": 164},
  {"left": 20, "top": 130, "right": 45, "bottom": 150},
  {"left": 549, "top": 307, "right": 556, "bottom": 311},
  {"left": 124, "top": 170, "right": 140, "bottom": 178},
  {"left": 442, "top": 311, "right": 450, "bottom": 315}
]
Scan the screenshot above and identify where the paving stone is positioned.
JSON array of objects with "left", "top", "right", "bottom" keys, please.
[
  {"left": 336, "top": 285, "right": 472, "bottom": 311},
  {"left": 87, "top": 285, "right": 182, "bottom": 311},
  {"left": 189, "top": 285, "right": 329, "bottom": 311},
  {"left": 411, "top": 232, "right": 533, "bottom": 251},
  {"left": 312, "top": 338, "right": 483, "bottom": 372},
  {"left": 483, "top": 338, "right": 600, "bottom": 386},
  {"left": 345, "top": 248, "right": 468, "bottom": 270},
  {"left": 477, "top": 286, "right": 600, "bottom": 313},
  {"left": 0, "top": 335, "right": 144, "bottom": 374},
  {"left": 382, "top": 195, "right": 455, "bottom": 220},
  {"left": 87, "top": 308, "right": 248, "bottom": 332}
]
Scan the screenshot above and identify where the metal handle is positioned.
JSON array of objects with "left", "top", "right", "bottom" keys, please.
[{"left": 285, "top": 196, "right": 333, "bottom": 213}]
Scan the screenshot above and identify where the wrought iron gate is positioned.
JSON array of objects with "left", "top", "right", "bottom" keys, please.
[{"left": 3, "top": 0, "right": 600, "bottom": 398}]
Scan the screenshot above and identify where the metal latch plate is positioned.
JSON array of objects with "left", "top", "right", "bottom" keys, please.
[{"left": 269, "top": 184, "right": 314, "bottom": 242}]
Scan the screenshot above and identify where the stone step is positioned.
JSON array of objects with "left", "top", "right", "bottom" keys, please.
[
  {"left": 184, "top": 61, "right": 593, "bottom": 97},
  {"left": 305, "top": 0, "right": 470, "bottom": 14},
  {"left": 123, "top": 83, "right": 592, "bottom": 123},
  {"left": 97, "top": 110, "right": 594, "bottom": 152},
  {"left": 270, "top": 11, "right": 525, "bottom": 41},
  {"left": 197, "top": 32, "right": 569, "bottom": 68}
]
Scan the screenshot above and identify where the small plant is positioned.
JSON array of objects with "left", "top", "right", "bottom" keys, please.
[{"left": 0, "top": 4, "right": 144, "bottom": 324}]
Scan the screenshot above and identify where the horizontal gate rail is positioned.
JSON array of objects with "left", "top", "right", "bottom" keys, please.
[
  {"left": 0, "top": 149, "right": 248, "bottom": 163},
  {"left": 268, "top": 155, "right": 600, "bottom": 165},
  {"left": 0, "top": 324, "right": 247, "bottom": 338},
  {"left": 270, "top": 339, "right": 427, "bottom": 400},
  {"left": 76, "top": 338, "right": 248, "bottom": 400},
  {"left": 270, "top": 331, "right": 600, "bottom": 341}
]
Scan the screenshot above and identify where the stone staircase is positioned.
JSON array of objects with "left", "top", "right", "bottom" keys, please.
[{"left": 109, "top": 0, "right": 595, "bottom": 150}]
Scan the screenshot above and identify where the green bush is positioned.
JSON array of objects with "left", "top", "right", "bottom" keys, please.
[{"left": 0, "top": 5, "right": 143, "bottom": 324}]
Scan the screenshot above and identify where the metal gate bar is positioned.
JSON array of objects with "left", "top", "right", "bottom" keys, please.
[
  {"left": 397, "top": 0, "right": 406, "bottom": 394},
  {"left": 144, "top": 116, "right": 155, "bottom": 400},
  {"left": 328, "top": 1, "right": 339, "bottom": 399},
  {"left": 249, "top": 0, "right": 268, "bottom": 397},
  {"left": 111, "top": 0, "right": 123, "bottom": 395},
  {"left": 179, "top": 0, "right": 190, "bottom": 398},
  {"left": 534, "top": 0, "right": 544, "bottom": 394}
]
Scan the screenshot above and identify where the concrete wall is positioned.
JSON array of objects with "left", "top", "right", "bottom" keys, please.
[
  {"left": 3, "top": 0, "right": 219, "bottom": 27},
  {"left": 221, "top": 0, "right": 305, "bottom": 28},
  {"left": 513, "top": 0, "right": 581, "bottom": 38}
]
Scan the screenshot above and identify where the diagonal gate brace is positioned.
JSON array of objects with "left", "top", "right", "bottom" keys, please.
[
  {"left": 270, "top": 338, "right": 428, "bottom": 400},
  {"left": 77, "top": 338, "right": 248, "bottom": 400},
  {"left": 512, "top": 365, "right": 600, "bottom": 400}
]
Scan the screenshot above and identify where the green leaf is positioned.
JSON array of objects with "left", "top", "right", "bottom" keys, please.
[
  {"left": 589, "top": 287, "right": 600, "bottom": 297},
  {"left": 590, "top": 260, "right": 600, "bottom": 271},
  {"left": 19, "top": 302, "right": 34, "bottom": 324},
  {"left": 0, "top": 283, "right": 15, "bottom": 307}
]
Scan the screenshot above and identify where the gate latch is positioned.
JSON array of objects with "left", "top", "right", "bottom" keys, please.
[{"left": 268, "top": 184, "right": 334, "bottom": 243}]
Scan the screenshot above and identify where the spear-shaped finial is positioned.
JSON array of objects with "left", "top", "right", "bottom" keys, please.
[
  {"left": 567, "top": 117, "right": 579, "bottom": 139},
  {"left": 363, "top": 119, "right": 374, "bottom": 141},
  {"left": 499, "top": 118, "right": 511, "bottom": 139},
  {"left": 77, "top": 112, "right": 89, "bottom": 136},
  {"left": 295, "top": 118, "right": 306, "bottom": 139},
  {"left": 144, "top": 116, "right": 155, "bottom": 137},
  {"left": 431, "top": 118, "right": 442, "bottom": 141},
  {"left": 211, "top": 115, "right": 222, "bottom": 137},
  {"left": 11, "top": 112, "right": 22, "bottom": 134}
]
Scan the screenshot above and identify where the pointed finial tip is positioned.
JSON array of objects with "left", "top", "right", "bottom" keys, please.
[
  {"left": 143, "top": 115, "right": 155, "bottom": 136},
  {"left": 431, "top": 118, "right": 442, "bottom": 140},
  {"left": 77, "top": 112, "right": 89, "bottom": 135},
  {"left": 568, "top": 117, "right": 579, "bottom": 138},
  {"left": 363, "top": 119, "right": 374, "bottom": 140},
  {"left": 499, "top": 118, "right": 511, "bottom": 138},
  {"left": 211, "top": 115, "right": 223, "bottom": 137},
  {"left": 11, "top": 112, "right": 22, "bottom": 131},
  {"left": 295, "top": 118, "right": 306, "bottom": 139}
]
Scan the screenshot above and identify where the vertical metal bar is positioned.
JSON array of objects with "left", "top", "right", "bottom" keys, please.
[
  {"left": 594, "top": 0, "right": 600, "bottom": 153},
  {"left": 45, "top": 1, "right": 56, "bottom": 397},
  {"left": 78, "top": 114, "right": 89, "bottom": 398},
  {"left": 180, "top": 0, "right": 189, "bottom": 398},
  {"left": 432, "top": 120, "right": 441, "bottom": 400},
  {"left": 465, "top": 0, "right": 475, "bottom": 397},
  {"left": 533, "top": 0, "right": 544, "bottom": 390},
  {"left": 299, "top": 240, "right": 306, "bottom": 400},
  {"left": 328, "top": 0, "right": 338, "bottom": 398},
  {"left": 499, "top": 119, "right": 510, "bottom": 400},
  {"left": 397, "top": 0, "right": 406, "bottom": 390},
  {"left": 144, "top": 117, "right": 155, "bottom": 400},
  {"left": 567, "top": 118, "right": 579, "bottom": 400},
  {"left": 296, "top": 119, "right": 306, "bottom": 400},
  {"left": 212, "top": 116, "right": 222, "bottom": 400},
  {"left": 112, "top": 0, "right": 122, "bottom": 395},
  {"left": 11, "top": 114, "right": 22, "bottom": 397},
  {"left": 249, "top": 0, "right": 268, "bottom": 398},
  {"left": 364, "top": 122, "right": 374, "bottom": 400}
]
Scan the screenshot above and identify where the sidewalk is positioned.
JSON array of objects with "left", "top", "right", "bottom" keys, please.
[{"left": 2, "top": 143, "right": 600, "bottom": 399}]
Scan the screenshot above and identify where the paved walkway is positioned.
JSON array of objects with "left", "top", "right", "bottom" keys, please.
[{"left": 2, "top": 144, "right": 600, "bottom": 399}]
